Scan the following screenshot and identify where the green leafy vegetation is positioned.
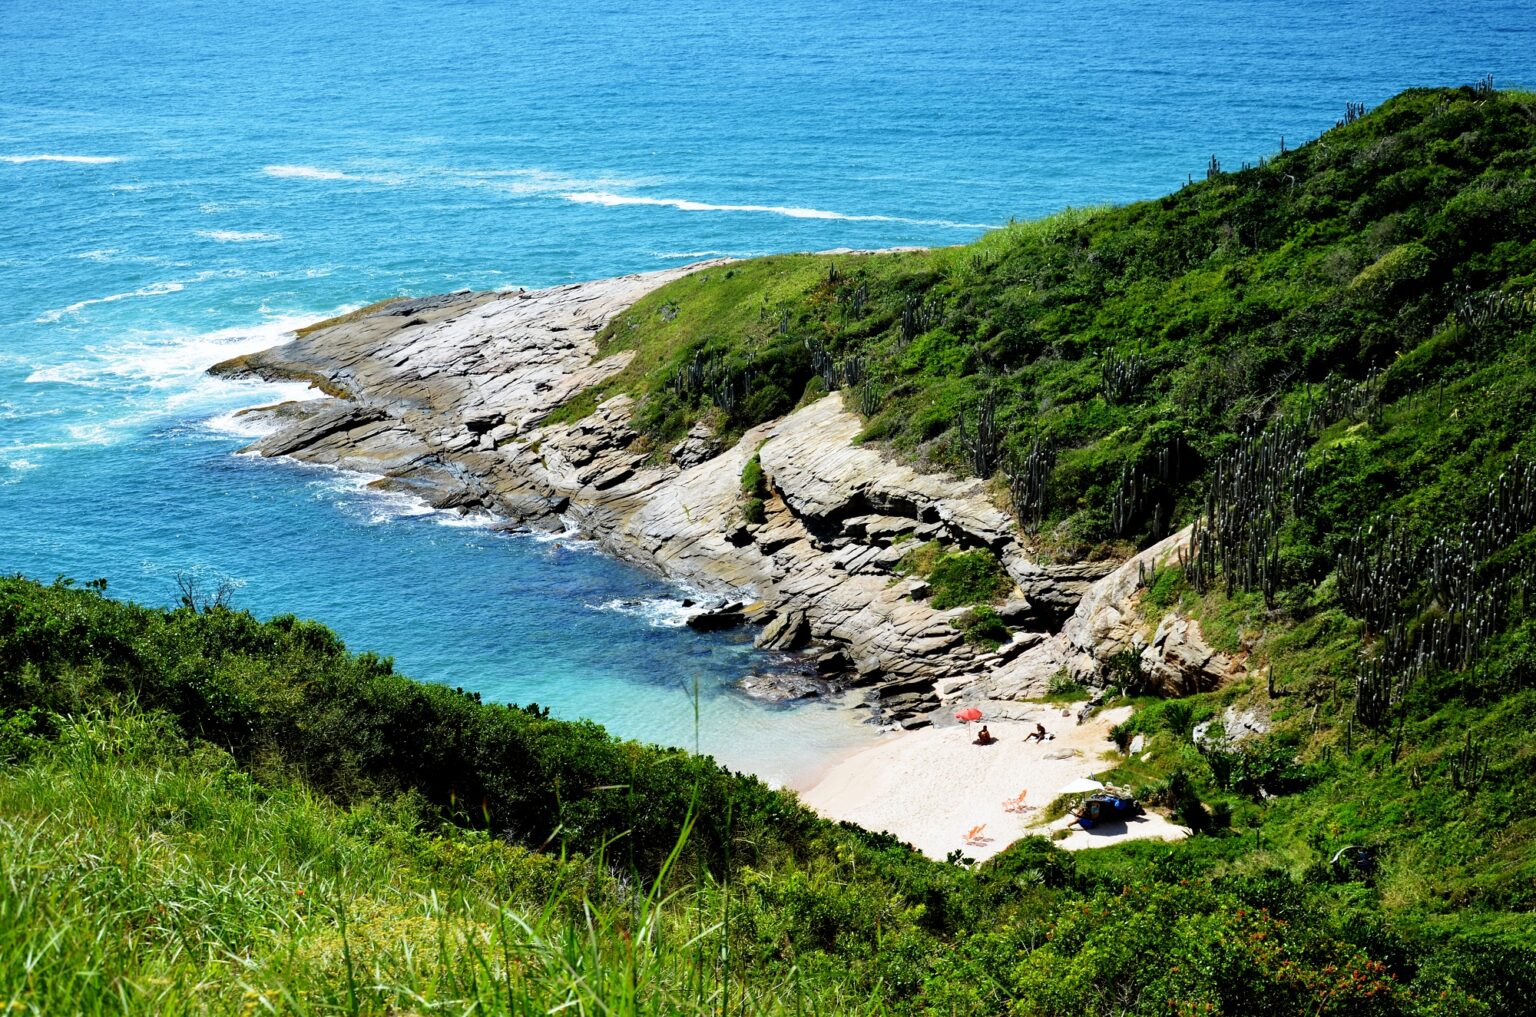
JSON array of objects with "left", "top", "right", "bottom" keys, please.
[
  {"left": 4, "top": 561, "right": 1532, "bottom": 1013},
  {"left": 741, "top": 451, "right": 769, "bottom": 522},
  {"left": 954, "top": 604, "right": 1010, "bottom": 649},
  {"left": 895, "top": 541, "right": 1013, "bottom": 608}
]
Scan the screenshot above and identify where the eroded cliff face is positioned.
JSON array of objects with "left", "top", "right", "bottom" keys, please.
[{"left": 213, "top": 267, "right": 1238, "bottom": 723}]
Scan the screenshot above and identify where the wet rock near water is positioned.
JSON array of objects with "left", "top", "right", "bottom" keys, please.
[
  {"left": 738, "top": 670, "right": 833, "bottom": 703},
  {"left": 685, "top": 601, "right": 748, "bottom": 631}
]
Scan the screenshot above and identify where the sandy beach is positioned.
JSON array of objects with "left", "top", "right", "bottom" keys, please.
[{"left": 796, "top": 704, "right": 1189, "bottom": 862}]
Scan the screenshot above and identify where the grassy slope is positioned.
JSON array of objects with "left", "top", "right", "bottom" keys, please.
[
  {"left": 6, "top": 578, "right": 1508, "bottom": 1016},
  {"left": 0, "top": 709, "right": 867, "bottom": 1015}
]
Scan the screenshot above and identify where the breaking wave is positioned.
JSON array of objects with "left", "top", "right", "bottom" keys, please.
[{"left": 563, "top": 191, "right": 998, "bottom": 230}]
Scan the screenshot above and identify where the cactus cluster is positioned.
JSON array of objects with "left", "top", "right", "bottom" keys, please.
[
  {"left": 956, "top": 388, "right": 1001, "bottom": 479},
  {"left": 806, "top": 338, "right": 866, "bottom": 391},
  {"left": 1007, "top": 436, "right": 1056, "bottom": 535},
  {"left": 1100, "top": 347, "right": 1149, "bottom": 403},
  {"left": 1453, "top": 285, "right": 1534, "bottom": 343},
  {"left": 854, "top": 377, "right": 883, "bottom": 417},
  {"left": 666, "top": 348, "right": 756, "bottom": 415},
  {"left": 1182, "top": 418, "right": 1312, "bottom": 603},
  {"left": 1298, "top": 371, "right": 1381, "bottom": 426},
  {"left": 839, "top": 281, "right": 870, "bottom": 320},
  {"left": 1178, "top": 372, "right": 1380, "bottom": 599},
  {"left": 1449, "top": 729, "right": 1489, "bottom": 792},
  {"left": 901, "top": 295, "right": 943, "bottom": 345},
  {"left": 1338, "top": 101, "right": 1368, "bottom": 128},
  {"left": 1348, "top": 456, "right": 1536, "bottom": 726},
  {"left": 1110, "top": 439, "right": 1187, "bottom": 538}
]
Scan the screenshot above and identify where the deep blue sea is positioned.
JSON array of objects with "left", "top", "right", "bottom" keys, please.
[{"left": 3, "top": 0, "right": 1533, "bottom": 785}]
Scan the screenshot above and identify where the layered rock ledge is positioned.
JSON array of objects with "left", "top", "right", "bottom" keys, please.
[{"left": 213, "top": 265, "right": 1238, "bottom": 723}]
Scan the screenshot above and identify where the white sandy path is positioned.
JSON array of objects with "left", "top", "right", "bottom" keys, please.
[{"left": 796, "top": 705, "right": 1189, "bottom": 862}]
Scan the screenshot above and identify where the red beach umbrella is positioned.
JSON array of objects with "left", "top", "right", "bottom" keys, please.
[{"left": 954, "top": 707, "right": 983, "bottom": 723}]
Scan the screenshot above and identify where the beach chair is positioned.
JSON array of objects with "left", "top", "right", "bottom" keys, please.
[
  {"left": 1002, "top": 790, "right": 1034, "bottom": 813},
  {"left": 963, "top": 824, "right": 987, "bottom": 846}
]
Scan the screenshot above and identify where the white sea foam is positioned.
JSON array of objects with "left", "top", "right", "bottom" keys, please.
[
  {"left": 25, "top": 311, "right": 324, "bottom": 445},
  {"left": 262, "top": 164, "right": 355, "bottom": 181},
  {"left": 72, "top": 248, "right": 177, "bottom": 265},
  {"left": 33, "top": 281, "right": 186, "bottom": 323},
  {"left": 650, "top": 250, "right": 725, "bottom": 259},
  {"left": 564, "top": 191, "right": 997, "bottom": 230},
  {"left": 459, "top": 167, "right": 652, "bottom": 196},
  {"left": 304, "top": 467, "right": 498, "bottom": 530},
  {"left": 200, "top": 408, "right": 282, "bottom": 440},
  {"left": 1, "top": 154, "right": 122, "bottom": 165},
  {"left": 588, "top": 596, "right": 699, "bottom": 629},
  {"left": 261, "top": 164, "right": 403, "bottom": 185},
  {"left": 196, "top": 229, "right": 283, "bottom": 242}
]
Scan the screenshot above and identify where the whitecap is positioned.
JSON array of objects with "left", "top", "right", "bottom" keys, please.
[
  {"left": 262, "top": 164, "right": 355, "bottom": 181},
  {"left": 587, "top": 596, "right": 699, "bottom": 629},
  {"left": 25, "top": 310, "right": 326, "bottom": 442},
  {"left": 458, "top": 167, "right": 652, "bottom": 196},
  {"left": 302, "top": 467, "right": 498, "bottom": 530},
  {"left": 1, "top": 154, "right": 122, "bottom": 165},
  {"left": 195, "top": 229, "right": 282, "bottom": 242},
  {"left": 261, "top": 164, "right": 403, "bottom": 185},
  {"left": 32, "top": 268, "right": 248, "bottom": 323},
  {"left": 563, "top": 190, "right": 998, "bottom": 230},
  {"left": 72, "top": 248, "right": 176, "bottom": 265},
  {"left": 650, "top": 250, "right": 725, "bottom": 259},
  {"left": 33, "top": 280, "right": 186, "bottom": 323}
]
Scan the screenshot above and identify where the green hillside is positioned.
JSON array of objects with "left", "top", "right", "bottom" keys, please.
[{"left": 6, "top": 84, "right": 1536, "bottom": 1014}]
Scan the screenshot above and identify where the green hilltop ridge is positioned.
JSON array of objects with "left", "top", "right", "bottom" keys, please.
[{"left": 5, "top": 83, "right": 1536, "bottom": 1014}]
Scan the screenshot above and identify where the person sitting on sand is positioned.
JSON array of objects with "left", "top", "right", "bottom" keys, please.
[
  {"left": 973, "top": 725, "right": 997, "bottom": 745},
  {"left": 1024, "top": 722, "right": 1047, "bottom": 743}
]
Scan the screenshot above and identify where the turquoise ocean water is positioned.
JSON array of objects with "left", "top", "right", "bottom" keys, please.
[{"left": 3, "top": 0, "right": 1533, "bottom": 785}]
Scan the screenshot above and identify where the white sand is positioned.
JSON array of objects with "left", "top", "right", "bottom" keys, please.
[{"left": 796, "top": 704, "right": 1189, "bottom": 862}]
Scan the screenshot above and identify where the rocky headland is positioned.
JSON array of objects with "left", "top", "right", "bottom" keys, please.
[{"left": 213, "top": 263, "right": 1240, "bottom": 725}]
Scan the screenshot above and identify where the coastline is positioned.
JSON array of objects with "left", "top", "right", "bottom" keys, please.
[{"left": 208, "top": 260, "right": 1221, "bottom": 736}]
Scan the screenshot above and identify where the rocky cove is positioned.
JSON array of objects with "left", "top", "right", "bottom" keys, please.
[{"left": 212, "top": 262, "right": 1242, "bottom": 726}]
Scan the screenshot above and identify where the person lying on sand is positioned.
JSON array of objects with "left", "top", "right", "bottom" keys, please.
[
  {"left": 1024, "top": 722, "right": 1047, "bottom": 743},
  {"left": 973, "top": 725, "right": 997, "bottom": 745}
]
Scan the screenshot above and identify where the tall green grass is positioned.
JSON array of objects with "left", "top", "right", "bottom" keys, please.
[{"left": 0, "top": 709, "right": 879, "bottom": 1015}]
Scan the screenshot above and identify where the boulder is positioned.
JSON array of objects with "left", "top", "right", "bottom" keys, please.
[
  {"left": 1140, "top": 612, "right": 1232, "bottom": 696},
  {"left": 670, "top": 420, "right": 722, "bottom": 469},
  {"left": 815, "top": 648, "right": 851, "bottom": 674},
  {"left": 995, "top": 598, "right": 1036, "bottom": 626},
  {"left": 253, "top": 403, "right": 387, "bottom": 458},
  {"left": 756, "top": 610, "right": 811, "bottom": 651},
  {"left": 686, "top": 604, "right": 748, "bottom": 631},
  {"left": 739, "top": 671, "right": 830, "bottom": 703}
]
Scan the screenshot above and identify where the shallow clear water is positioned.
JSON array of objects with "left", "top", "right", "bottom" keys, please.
[{"left": 3, "top": 0, "right": 1533, "bottom": 785}]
